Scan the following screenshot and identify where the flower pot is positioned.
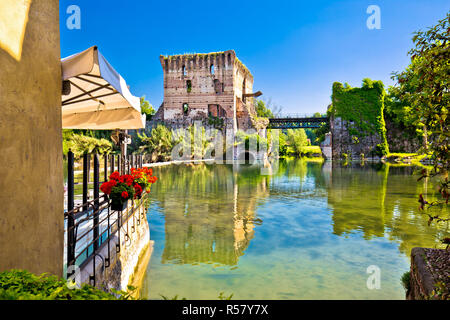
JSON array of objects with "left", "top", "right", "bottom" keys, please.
[{"left": 111, "top": 200, "right": 127, "bottom": 211}]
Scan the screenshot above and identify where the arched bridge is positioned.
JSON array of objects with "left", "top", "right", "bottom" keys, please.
[{"left": 268, "top": 114, "right": 328, "bottom": 129}]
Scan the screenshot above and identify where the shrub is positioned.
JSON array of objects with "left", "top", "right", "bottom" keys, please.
[
  {"left": 65, "top": 134, "right": 113, "bottom": 159},
  {"left": 138, "top": 124, "right": 176, "bottom": 162},
  {"left": 0, "top": 270, "right": 133, "bottom": 300},
  {"left": 401, "top": 271, "right": 411, "bottom": 293}
]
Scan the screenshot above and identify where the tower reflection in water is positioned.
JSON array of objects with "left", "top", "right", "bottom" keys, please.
[{"left": 151, "top": 163, "right": 268, "bottom": 266}]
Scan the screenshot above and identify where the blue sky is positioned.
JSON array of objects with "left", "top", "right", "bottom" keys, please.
[{"left": 60, "top": 0, "right": 450, "bottom": 114}]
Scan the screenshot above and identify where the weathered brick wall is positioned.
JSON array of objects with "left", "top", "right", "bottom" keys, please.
[
  {"left": 158, "top": 50, "right": 257, "bottom": 131},
  {"left": 160, "top": 51, "right": 235, "bottom": 120}
]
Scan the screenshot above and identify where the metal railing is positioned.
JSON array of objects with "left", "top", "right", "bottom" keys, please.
[
  {"left": 270, "top": 113, "right": 327, "bottom": 119},
  {"left": 64, "top": 150, "right": 145, "bottom": 285},
  {"left": 64, "top": 194, "right": 148, "bottom": 286}
]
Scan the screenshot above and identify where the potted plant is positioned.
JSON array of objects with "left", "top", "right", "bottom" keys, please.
[
  {"left": 131, "top": 167, "right": 158, "bottom": 199},
  {"left": 100, "top": 171, "right": 135, "bottom": 211}
]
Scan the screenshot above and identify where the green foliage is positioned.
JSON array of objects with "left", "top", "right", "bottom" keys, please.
[
  {"left": 140, "top": 96, "right": 155, "bottom": 118},
  {"left": 65, "top": 134, "right": 113, "bottom": 159},
  {"left": 160, "top": 294, "right": 187, "bottom": 300},
  {"left": 254, "top": 99, "right": 274, "bottom": 118},
  {"left": 279, "top": 129, "right": 322, "bottom": 157},
  {"left": 0, "top": 270, "right": 133, "bottom": 300},
  {"left": 235, "top": 130, "right": 268, "bottom": 152},
  {"left": 208, "top": 114, "right": 224, "bottom": 129},
  {"left": 275, "top": 129, "right": 321, "bottom": 157},
  {"left": 301, "top": 146, "right": 322, "bottom": 157},
  {"left": 138, "top": 124, "right": 176, "bottom": 162},
  {"left": 384, "top": 88, "right": 418, "bottom": 129},
  {"left": 330, "top": 79, "right": 389, "bottom": 155},
  {"left": 286, "top": 129, "right": 308, "bottom": 154},
  {"left": 110, "top": 183, "right": 135, "bottom": 204},
  {"left": 218, "top": 292, "right": 234, "bottom": 300},
  {"left": 390, "top": 13, "right": 449, "bottom": 175},
  {"left": 159, "top": 292, "right": 233, "bottom": 300},
  {"left": 313, "top": 106, "right": 332, "bottom": 144},
  {"left": 277, "top": 130, "right": 288, "bottom": 156},
  {"left": 401, "top": 271, "right": 411, "bottom": 292},
  {"left": 173, "top": 123, "right": 212, "bottom": 159}
]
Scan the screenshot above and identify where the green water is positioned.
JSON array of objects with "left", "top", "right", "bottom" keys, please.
[{"left": 140, "top": 159, "right": 449, "bottom": 300}]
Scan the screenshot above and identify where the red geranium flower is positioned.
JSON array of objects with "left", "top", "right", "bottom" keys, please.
[
  {"left": 121, "top": 191, "right": 129, "bottom": 199},
  {"left": 100, "top": 182, "right": 111, "bottom": 194},
  {"left": 109, "top": 171, "right": 120, "bottom": 181}
]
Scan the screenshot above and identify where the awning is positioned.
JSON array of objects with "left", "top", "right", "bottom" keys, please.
[{"left": 61, "top": 46, "right": 146, "bottom": 129}]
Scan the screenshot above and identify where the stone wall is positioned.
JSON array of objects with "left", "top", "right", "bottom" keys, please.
[
  {"left": 79, "top": 199, "right": 153, "bottom": 293},
  {"left": 330, "top": 117, "right": 384, "bottom": 159},
  {"left": 320, "top": 132, "right": 332, "bottom": 160},
  {"left": 329, "top": 80, "right": 387, "bottom": 160},
  {"left": 385, "top": 117, "right": 422, "bottom": 153},
  {"left": 0, "top": 0, "right": 63, "bottom": 276},
  {"left": 157, "top": 51, "right": 258, "bottom": 132},
  {"left": 408, "top": 247, "right": 449, "bottom": 300}
]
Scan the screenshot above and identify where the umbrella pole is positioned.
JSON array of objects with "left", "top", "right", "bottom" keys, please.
[{"left": 120, "top": 130, "right": 127, "bottom": 174}]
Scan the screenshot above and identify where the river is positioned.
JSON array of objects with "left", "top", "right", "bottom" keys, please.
[{"left": 140, "top": 158, "right": 448, "bottom": 299}]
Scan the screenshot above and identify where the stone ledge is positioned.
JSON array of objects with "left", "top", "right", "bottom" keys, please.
[
  {"left": 78, "top": 202, "right": 152, "bottom": 293},
  {"left": 408, "top": 247, "right": 450, "bottom": 300}
]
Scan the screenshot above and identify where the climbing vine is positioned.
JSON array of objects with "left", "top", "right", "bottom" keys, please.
[{"left": 330, "top": 79, "right": 389, "bottom": 155}]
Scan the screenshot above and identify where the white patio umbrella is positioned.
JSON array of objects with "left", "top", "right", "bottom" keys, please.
[{"left": 61, "top": 46, "right": 145, "bottom": 129}]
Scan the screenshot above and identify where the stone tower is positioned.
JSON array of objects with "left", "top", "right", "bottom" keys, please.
[{"left": 155, "top": 50, "right": 262, "bottom": 132}]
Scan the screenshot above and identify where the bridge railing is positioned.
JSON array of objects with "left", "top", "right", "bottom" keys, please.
[{"left": 271, "top": 113, "right": 327, "bottom": 119}]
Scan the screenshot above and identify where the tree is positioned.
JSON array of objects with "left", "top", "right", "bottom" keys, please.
[
  {"left": 138, "top": 124, "right": 175, "bottom": 162},
  {"left": 254, "top": 99, "right": 274, "bottom": 118},
  {"left": 65, "top": 134, "right": 113, "bottom": 159},
  {"left": 391, "top": 13, "right": 449, "bottom": 176},
  {"left": 255, "top": 98, "right": 283, "bottom": 118},
  {"left": 140, "top": 96, "right": 155, "bottom": 118},
  {"left": 286, "top": 129, "right": 308, "bottom": 155},
  {"left": 391, "top": 13, "right": 449, "bottom": 241}
]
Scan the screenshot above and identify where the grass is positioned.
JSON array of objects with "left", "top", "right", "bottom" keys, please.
[
  {"left": 282, "top": 145, "right": 323, "bottom": 158},
  {"left": 301, "top": 146, "right": 322, "bottom": 155},
  {"left": 385, "top": 152, "right": 428, "bottom": 164}
]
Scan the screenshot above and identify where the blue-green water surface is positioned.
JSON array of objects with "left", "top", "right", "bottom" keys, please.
[{"left": 140, "top": 159, "right": 448, "bottom": 299}]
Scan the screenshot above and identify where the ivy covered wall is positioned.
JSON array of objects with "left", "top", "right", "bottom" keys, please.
[{"left": 330, "top": 79, "right": 389, "bottom": 159}]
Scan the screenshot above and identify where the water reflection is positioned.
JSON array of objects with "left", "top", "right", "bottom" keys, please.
[
  {"left": 150, "top": 164, "right": 269, "bottom": 266},
  {"left": 142, "top": 159, "right": 448, "bottom": 299},
  {"left": 326, "top": 162, "right": 448, "bottom": 255}
]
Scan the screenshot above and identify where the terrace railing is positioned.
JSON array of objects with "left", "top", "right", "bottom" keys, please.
[{"left": 64, "top": 151, "right": 145, "bottom": 284}]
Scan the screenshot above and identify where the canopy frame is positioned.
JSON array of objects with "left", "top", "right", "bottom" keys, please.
[{"left": 61, "top": 46, "right": 146, "bottom": 130}]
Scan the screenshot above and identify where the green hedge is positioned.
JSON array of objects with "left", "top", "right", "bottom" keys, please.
[{"left": 0, "top": 270, "right": 133, "bottom": 300}]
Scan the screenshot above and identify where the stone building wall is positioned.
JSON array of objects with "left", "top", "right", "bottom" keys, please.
[
  {"left": 157, "top": 50, "right": 258, "bottom": 132},
  {"left": 79, "top": 199, "right": 152, "bottom": 295},
  {"left": 330, "top": 116, "right": 384, "bottom": 159},
  {"left": 0, "top": 0, "right": 63, "bottom": 277}
]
